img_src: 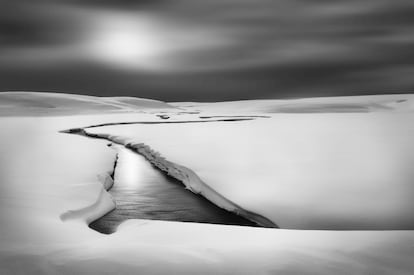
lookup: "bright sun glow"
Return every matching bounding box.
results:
[104,30,158,60]
[89,15,166,70]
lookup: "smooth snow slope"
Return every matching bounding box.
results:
[171,94,414,114]
[0,91,175,116]
[0,92,413,274]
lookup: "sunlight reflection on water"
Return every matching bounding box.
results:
[89,146,257,234]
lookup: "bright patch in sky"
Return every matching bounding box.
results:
[84,12,234,72]
[88,14,168,71]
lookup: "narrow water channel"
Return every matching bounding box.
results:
[89,146,258,234]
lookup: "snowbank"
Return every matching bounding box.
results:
[60,152,117,225]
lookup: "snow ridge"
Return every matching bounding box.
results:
[60,152,118,225]
[64,127,278,228]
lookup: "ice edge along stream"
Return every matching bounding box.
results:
[60,120,278,231]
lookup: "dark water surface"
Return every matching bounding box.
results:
[89,147,257,234]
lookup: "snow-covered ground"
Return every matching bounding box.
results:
[0,91,175,116]
[88,95,414,230]
[1,92,414,274]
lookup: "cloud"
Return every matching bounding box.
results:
[1,0,414,100]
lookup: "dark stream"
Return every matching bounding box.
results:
[89,147,257,234]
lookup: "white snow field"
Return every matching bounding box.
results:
[0,92,414,274]
[0,91,175,116]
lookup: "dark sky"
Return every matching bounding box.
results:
[1,0,414,101]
